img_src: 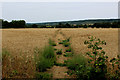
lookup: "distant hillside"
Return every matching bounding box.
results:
[27,19,120,26]
[1,18,120,28]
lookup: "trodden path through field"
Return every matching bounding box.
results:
[47,29,74,78]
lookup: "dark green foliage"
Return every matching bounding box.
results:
[43,46,55,59]
[109,55,120,79]
[34,45,56,72]
[52,43,56,46]
[9,70,19,77]
[35,72,52,79]
[54,62,66,66]
[56,49,62,55]
[63,42,70,47]
[65,54,88,79]
[65,48,72,52]
[2,20,10,28]
[65,36,120,80]
[83,36,120,79]
[2,20,26,28]
[65,54,87,70]
[64,52,73,57]
[2,19,120,28]
[54,48,57,51]
[34,39,56,78]
[59,37,70,45]
[37,57,53,72]
[56,23,73,28]
[49,39,56,46]
[61,38,71,47]
[84,36,108,80]
[93,22,119,28]
[59,42,63,44]
[32,24,38,28]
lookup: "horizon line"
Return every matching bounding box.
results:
[26,18,119,23]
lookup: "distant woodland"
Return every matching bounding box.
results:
[1,19,120,28]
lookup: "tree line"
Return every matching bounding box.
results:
[1,19,120,28]
[27,22,120,28]
[2,20,26,28]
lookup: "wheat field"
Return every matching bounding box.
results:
[2,28,118,78]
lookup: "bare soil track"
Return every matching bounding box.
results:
[47,29,73,78]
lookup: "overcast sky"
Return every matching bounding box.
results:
[2,2,118,23]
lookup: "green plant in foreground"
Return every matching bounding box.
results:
[59,42,63,44]
[62,38,70,43]
[64,52,73,57]
[84,36,108,79]
[63,42,70,47]
[54,48,57,51]
[109,55,120,79]
[66,47,72,52]
[65,54,88,79]
[43,46,55,59]
[2,49,10,59]
[49,39,56,46]
[59,37,70,45]
[56,49,62,55]
[2,49,11,67]
[65,36,110,80]
[34,45,56,72]
[9,70,18,77]
[54,62,66,66]
[35,72,52,79]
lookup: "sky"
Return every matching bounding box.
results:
[2,2,118,23]
[0,0,119,2]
